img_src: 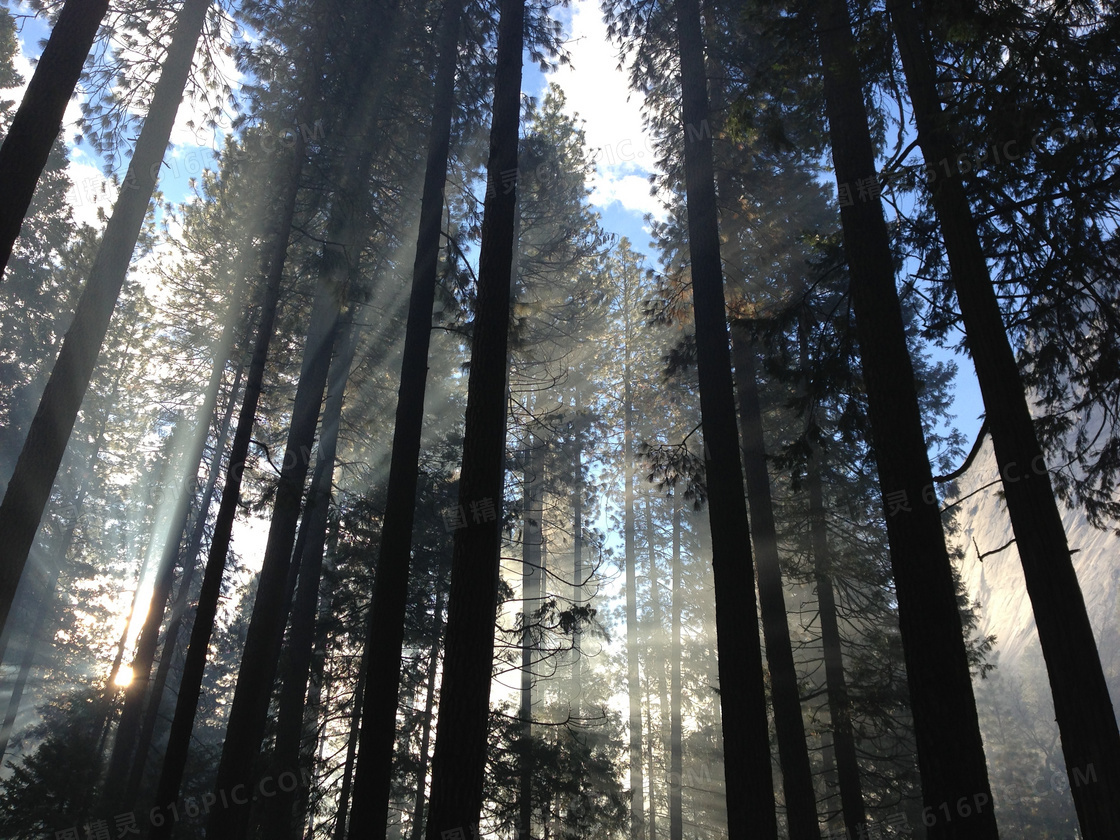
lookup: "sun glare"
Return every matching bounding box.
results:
[114,666,133,687]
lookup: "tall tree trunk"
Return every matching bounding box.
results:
[0,0,212,636]
[730,325,820,840]
[205,271,345,840]
[0,0,110,278]
[570,393,584,718]
[644,495,671,840]
[520,437,544,840]
[265,312,361,840]
[673,0,777,836]
[149,126,307,840]
[125,362,244,804]
[891,3,1120,835]
[409,585,446,840]
[420,0,523,835]
[334,609,373,840]
[808,450,867,840]
[799,316,867,840]
[668,500,683,840]
[624,346,645,840]
[0,317,127,758]
[205,0,411,821]
[813,0,999,835]
[346,1,464,831]
[103,279,247,812]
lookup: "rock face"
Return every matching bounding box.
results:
[946,438,1120,835]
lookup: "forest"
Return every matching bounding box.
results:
[0,0,1118,837]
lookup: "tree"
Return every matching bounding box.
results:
[810,0,999,833]
[420,0,524,835]
[0,0,213,636]
[0,0,110,278]
[672,0,778,836]
[890,2,1120,833]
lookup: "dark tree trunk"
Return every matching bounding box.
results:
[204,0,411,822]
[345,1,464,831]
[730,325,820,840]
[891,3,1120,835]
[205,270,345,840]
[264,312,362,840]
[420,0,524,834]
[148,129,306,840]
[813,0,999,835]
[124,362,244,804]
[102,281,246,812]
[334,610,373,840]
[409,585,446,840]
[668,500,683,840]
[799,316,867,840]
[673,0,777,836]
[808,450,867,840]
[0,0,212,636]
[0,0,110,278]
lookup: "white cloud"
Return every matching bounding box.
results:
[548,0,669,221]
[590,172,665,221]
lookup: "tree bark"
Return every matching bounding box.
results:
[0,0,110,278]
[813,0,999,835]
[0,0,212,636]
[730,325,820,840]
[891,3,1120,835]
[345,1,464,831]
[204,268,345,840]
[148,127,306,839]
[421,0,523,834]
[265,311,361,840]
[673,0,778,836]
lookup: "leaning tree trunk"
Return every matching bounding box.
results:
[0,0,110,278]
[205,0,408,827]
[0,0,212,636]
[419,0,524,835]
[730,324,820,840]
[813,0,999,835]
[124,362,244,804]
[102,276,247,813]
[673,0,777,837]
[891,3,1120,835]
[0,343,127,761]
[148,124,307,839]
[204,269,345,840]
[345,1,465,832]
[264,312,362,840]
